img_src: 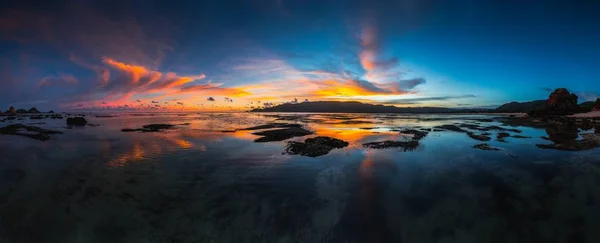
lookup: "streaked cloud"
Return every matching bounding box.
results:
[383,95,476,104]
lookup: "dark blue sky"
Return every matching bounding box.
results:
[1,0,599,111]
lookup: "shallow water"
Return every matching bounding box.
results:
[1,112,600,242]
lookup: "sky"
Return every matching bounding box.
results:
[1,0,599,112]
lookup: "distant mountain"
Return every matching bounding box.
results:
[250,101,480,113]
[494,100,546,113]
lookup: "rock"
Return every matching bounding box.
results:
[27,107,40,113]
[530,88,579,116]
[121,124,176,132]
[497,132,511,142]
[48,110,55,113]
[29,115,45,120]
[472,143,500,151]
[241,123,302,130]
[434,124,468,133]
[6,106,16,115]
[0,124,63,141]
[594,98,600,111]
[363,140,419,151]
[252,127,313,142]
[66,117,88,126]
[467,132,492,141]
[399,129,429,141]
[284,136,349,157]
[15,109,27,114]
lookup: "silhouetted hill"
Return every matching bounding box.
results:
[250,101,477,113]
[495,100,546,113]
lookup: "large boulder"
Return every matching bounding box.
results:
[66,117,87,126]
[529,88,579,116]
[6,106,16,115]
[594,98,600,111]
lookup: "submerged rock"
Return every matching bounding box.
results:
[434,124,467,133]
[497,132,511,142]
[0,124,63,141]
[252,127,313,142]
[472,143,500,151]
[121,124,176,132]
[363,140,419,151]
[241,123,302,130]
[285,136,349,157]
[66,117,87,126]
[399,129,429,141]
[467,132,492,141]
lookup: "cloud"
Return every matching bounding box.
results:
[576,91,599,102]
[539,87,555,93]
[37,74,78,88]
[207,97,215,101]
[383,95,476,104]
[398,78,426,90]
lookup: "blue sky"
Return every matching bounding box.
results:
[1,0,599,111]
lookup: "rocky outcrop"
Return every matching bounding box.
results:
[15,109,27,114]
[0,124,63,141]
[121,124,175,132]
[285,136,349,157]
[594,98,600,111]
[252,127,313,142]
[66,117,88,126]
[6,106,16,115]
[27,107,40,113]
[530,88,579,116]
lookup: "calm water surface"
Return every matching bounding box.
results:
[1,113,599,242]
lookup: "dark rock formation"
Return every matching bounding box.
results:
[27,107,40,113]
[241,123,302,130]
[594,98,600,111]
[252,127,313,142]
[497,132,511,142]
[530,88,579,116]
[6,106,16,115]
[472,143,500,151]
[363,140,419,151]
[399,129,429,141]
[285,136,349,157]
[48,110,55,113]
[434,125,467,133]
[121,124,175,132]
[15,109,27,114]
[0,124,63,141]
[467,132,492,141]
[66,117,88,126]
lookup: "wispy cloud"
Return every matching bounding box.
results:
[383,95,476,104]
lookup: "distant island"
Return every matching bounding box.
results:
[250,101,486,113]
[251,88,600,115]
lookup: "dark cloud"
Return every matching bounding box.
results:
[398,78,426,90]
[384,95,476,104]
